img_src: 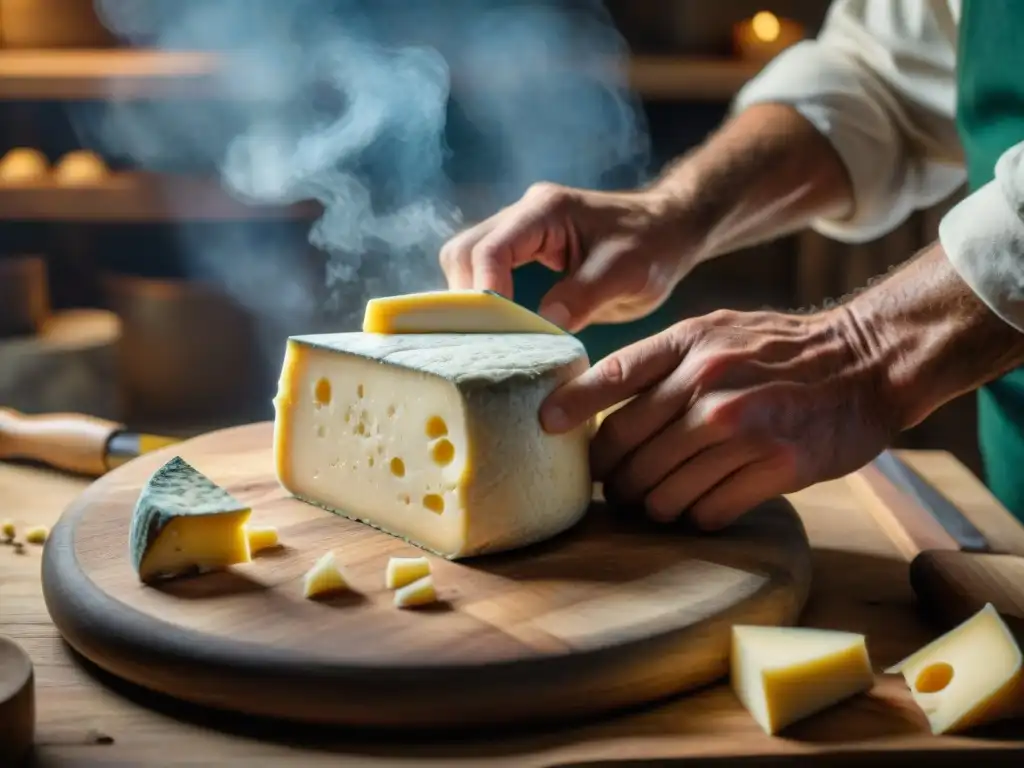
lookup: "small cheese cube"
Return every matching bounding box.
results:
[273,332,592,559]
[385,556,432,589]
[1,520,14,540]
[887,603,1024,734]
[246,525,280,554]
[24,526,48,545]
[731,625,875,735]
[362,289,565,335]
[394,575,437,609]
[302,551,348,599]
[129,456,252,582]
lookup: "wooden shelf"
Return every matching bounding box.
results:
[0,172,320,222]
[0,50,762,102]
[0,50,222,100]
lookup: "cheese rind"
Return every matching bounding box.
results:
[273,332,592,559]
[385,556,432,589]
[731,625,875,735]
[302,551,348,598]
[128,455,252,582]
[886,603,1024,734]
[394,575,437,608]
[362,290,566,335]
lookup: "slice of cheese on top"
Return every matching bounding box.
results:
[731,624,875,735]
[362,290,565,335]
[886,602,1024,734]
[129,455,252,583]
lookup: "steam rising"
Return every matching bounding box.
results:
[77,0,649,406]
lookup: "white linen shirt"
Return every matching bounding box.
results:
[733,0,1024,333]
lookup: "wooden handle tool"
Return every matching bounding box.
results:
[848,450,1024,631]
[0,407,179,477]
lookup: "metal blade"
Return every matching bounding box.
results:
[872,449,990,552]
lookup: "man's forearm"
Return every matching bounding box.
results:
[844,243,1024,431]
[649,103,854,261]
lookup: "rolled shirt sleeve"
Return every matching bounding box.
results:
[731,0,966,243]
[940,144,1024,333]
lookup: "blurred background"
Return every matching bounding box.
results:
[0,0,976,473]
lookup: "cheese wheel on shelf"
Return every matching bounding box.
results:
[273,331,592,559]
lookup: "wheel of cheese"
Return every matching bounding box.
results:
[0,635,34,765]
[52,150,109,186]
[0,148,48,183]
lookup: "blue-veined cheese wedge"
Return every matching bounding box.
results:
[129,455,252,582]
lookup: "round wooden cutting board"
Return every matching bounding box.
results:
[42,422,813,730]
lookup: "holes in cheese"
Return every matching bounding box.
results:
[302,551,348,599]
[314,377,331,406]
[129,456,252,583]
[430,439,455,466]
[362,289,566,335]
[425,415,447,439]
[394,575,437,608]
[385,556,432,589]
[273,332,592,559]
[422,494,445,514]
[730,625,875,735]
[886,603,1024,734]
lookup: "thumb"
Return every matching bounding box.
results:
[537,240,658,333]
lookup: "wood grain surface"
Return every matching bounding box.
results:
[6,448,1024,764]
[40,422,812,730]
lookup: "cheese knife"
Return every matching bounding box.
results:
[0,407,180,477]
[849,448,1024,631]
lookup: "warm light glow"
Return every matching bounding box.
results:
[751,11,781,42]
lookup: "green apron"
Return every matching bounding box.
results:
[958,0,1024,521]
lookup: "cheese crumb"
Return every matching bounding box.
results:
[385,556,431,589]
[1,520,15,540]
[394,575,437,609]
[246,525,280,554]
[24,525,48,545]
[302,551,348,599]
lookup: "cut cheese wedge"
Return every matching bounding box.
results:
[362,290,566,335]
[731,625,875,735]
[273,332,592,559]
[247,525,280,554]
[385,556,432,589]
[394,575,437,608]
[302,551,348,599]
[129,456,252,583]
[886,603,1024,734]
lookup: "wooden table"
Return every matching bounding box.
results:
[3,450,1024,766]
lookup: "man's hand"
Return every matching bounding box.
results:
[440,183,694,333]
[439,104,854,334]
[540,243,1024,531]
[539,307,895,530]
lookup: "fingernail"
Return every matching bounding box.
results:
[541,404,570,433]
[540,302,571,329]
